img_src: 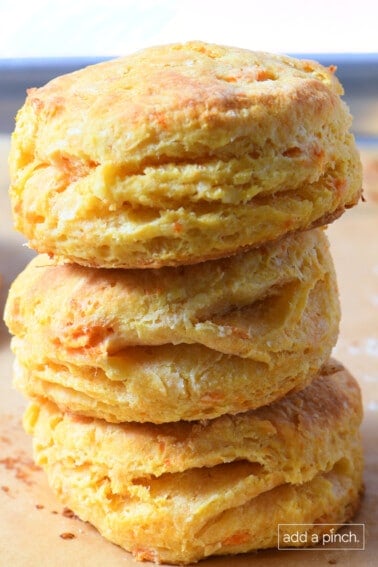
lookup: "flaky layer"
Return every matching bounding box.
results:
[9,42,362,267]
[6,230,340,421]
[4,229,338,357]
[24,363,363,564]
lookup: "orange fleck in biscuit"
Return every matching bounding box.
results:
[9,42,362,268]
[23,362,363,564]
[5,229,340,422]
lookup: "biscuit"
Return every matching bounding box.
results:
[9,41,362,268]
[24,361,363,564]
[6,229,340,422]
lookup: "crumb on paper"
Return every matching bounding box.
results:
[62,507,78,519]
[0,455,40,486]
[59,532,76,540]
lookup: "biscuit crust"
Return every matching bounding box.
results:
[6,229,340,421]
[24,361,363,564]
[9,42,362,267]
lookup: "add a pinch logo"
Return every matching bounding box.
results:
[278,524,365,551]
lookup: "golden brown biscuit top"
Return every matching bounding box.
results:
[10,41,347,171]
[4,229,335,360]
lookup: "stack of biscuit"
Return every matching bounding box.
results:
[4,42,363,564]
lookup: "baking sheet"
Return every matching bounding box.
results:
[0,139,377,566]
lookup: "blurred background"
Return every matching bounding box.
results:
[0,0,377,57]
